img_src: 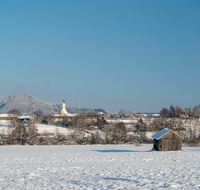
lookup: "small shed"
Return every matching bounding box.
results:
[152,128,184,151]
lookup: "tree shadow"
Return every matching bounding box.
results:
[103,177,132,182]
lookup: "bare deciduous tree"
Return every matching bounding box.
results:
[73,114,87,142]
[7,109,22,116]
[175,106,183,117]
[26,120,38,144]
[114,122,127,143]
[32,111,45,123]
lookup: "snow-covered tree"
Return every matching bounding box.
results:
[169,105,175,117]
[160,108,170,117]
[183,107,189,116]
[175,106,183,117]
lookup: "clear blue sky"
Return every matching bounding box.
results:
[1,0,200,113]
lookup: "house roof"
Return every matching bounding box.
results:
[152,128,184,140]
[97,111,104,115]
[85,110,98,116]
[85,110,94,114]
[0,114,15,118]
[50,113,77,117]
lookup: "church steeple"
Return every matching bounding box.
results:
[60,98,68,115]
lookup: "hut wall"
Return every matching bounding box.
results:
[153,139,160,151]
[159,131,182,151]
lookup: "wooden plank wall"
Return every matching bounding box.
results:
[159,131,182,151]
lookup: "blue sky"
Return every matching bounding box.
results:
[1,0,200,113]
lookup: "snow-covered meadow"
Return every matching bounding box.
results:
[0,144,200,189]
[0,122,71,135]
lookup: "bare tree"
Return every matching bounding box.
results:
[26,120,38,144]
[32,110,45,123]
[114,122,127,143]
[8,119,27,145]
[118,109,126,118]
[175,106,183,117]
[8,109,22,116]
[73,114,87,142]
[102,123,114,144]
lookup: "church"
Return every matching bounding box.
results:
[46,98,77,124]
[60,98,69,115]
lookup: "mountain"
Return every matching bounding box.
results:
[0,93,109,116]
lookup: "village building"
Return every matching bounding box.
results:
[30,113,37,120]
[46,114,75,124]
[105,118,137,124]
[152,128,184,151]
[85,110,99,123]
[0,114,16,122]
[0,114,29,122]
[18,116,30,122]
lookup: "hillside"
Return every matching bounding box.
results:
[0,93,109,115]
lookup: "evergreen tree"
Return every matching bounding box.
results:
[183,107,189,116]
[160,108,169,117]
[188,107,192,116]
[169,105,175,117]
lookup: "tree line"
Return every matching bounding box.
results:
[160,105,193,118]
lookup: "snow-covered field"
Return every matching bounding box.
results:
[0,144,200,189]
[0,122,71,135]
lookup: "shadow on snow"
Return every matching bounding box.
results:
[92,150,151,153]
[103,177,132,182]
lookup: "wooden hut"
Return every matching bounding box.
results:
[152,128,184,151]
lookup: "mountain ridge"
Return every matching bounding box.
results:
[0,93,109,116]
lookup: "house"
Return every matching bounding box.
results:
[0,114,16,122]
[105,118,138,124]
[46,114,76,124]
[0,114,29,122]
[30,113,37,120]
[18,116,30,122]
[85,110,99,123]
[152,128,184,151]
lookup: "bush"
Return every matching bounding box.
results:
[185,138,200,147]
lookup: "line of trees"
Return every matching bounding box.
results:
[160,105,192,118]
[3,107,200,146]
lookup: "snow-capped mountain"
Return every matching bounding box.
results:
[0,93,109,116]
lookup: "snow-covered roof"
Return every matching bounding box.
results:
[0,114,15,117]
[152,128,171,140]
[18,116,30,119]
[85,110,90,114]
[51,113,77,117]
[105,119,138,124]
[152,128,184,141]
[97,111,104,115]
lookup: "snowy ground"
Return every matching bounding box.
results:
[36,124,71,135]
[0,144,200,189]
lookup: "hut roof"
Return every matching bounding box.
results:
[152,128,184,140]
[152,128,170,140]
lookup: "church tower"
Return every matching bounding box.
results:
[60,98,68,115]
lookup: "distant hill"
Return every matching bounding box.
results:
[0,93,109,116]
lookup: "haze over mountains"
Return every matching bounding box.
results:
[0,93,109,116]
